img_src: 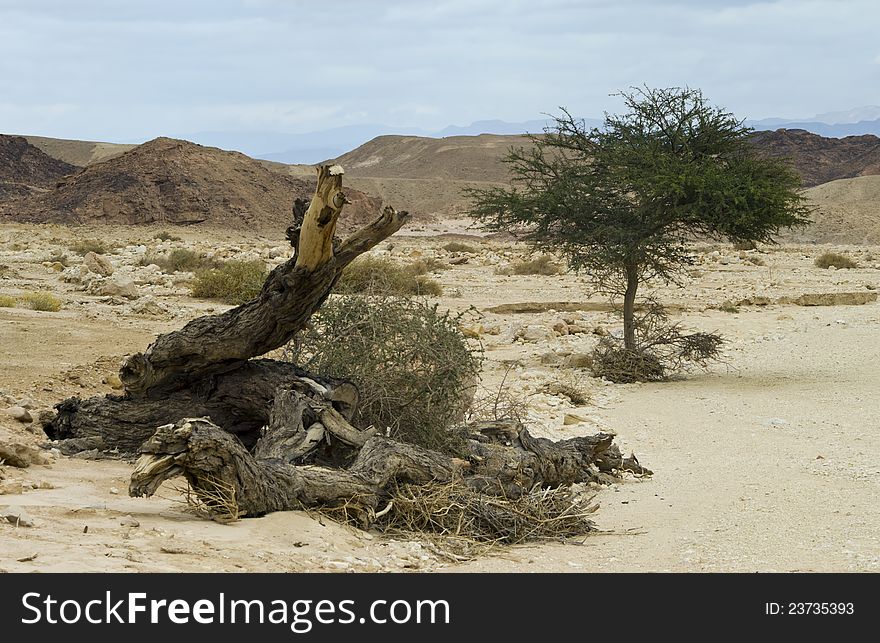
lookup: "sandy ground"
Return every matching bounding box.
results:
[1,222,878,572]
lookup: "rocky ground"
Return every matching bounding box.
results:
[1,221,878,572]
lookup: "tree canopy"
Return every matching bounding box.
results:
[468,86,812,366]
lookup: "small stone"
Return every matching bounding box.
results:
[103,373,123,390]
[563,353,594,368]
[519,325,554,342]
[448,256,469,265]
[567,324,589,334]
[120,515,140,528]
[83,252,115,277]
[3,406,32,423]
[592,326,609,337]
[15,397,36,410]
[93,279,138,299]
[0,480,24,495]
[1,507,35,527]
[552,321,569,335]
[109,487,120,495]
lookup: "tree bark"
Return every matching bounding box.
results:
[129,415,649,523]
[118,165,410,398]
[623,262,639,351]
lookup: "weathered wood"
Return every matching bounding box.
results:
[128,416,649,522]
[45,360,358,453]
[118,166,410,398]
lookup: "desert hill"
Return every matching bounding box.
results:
[791,175,880,244]
[1,137,381,230]
[22,135,136,168]
[749,129,880,187]
[0,135,77,199]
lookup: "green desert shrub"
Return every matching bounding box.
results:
[140,248,219,273]
[334,255,442,296]
[18,291,63,312]
[496,254,563,276]
[815,252,858,269]
[69,239,112,255]
[442,241,477,253]
[153,230,183,242]
[190,260,268,304]
[289,295,482,454]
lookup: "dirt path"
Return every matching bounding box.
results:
[451,304,880,572]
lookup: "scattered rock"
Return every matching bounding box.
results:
[0,441,48,467]
[120,515,140,528]
[563,353,594,369]
[0,480,24,495]
[129,296,168,317]
[15,396,36,409]
[1,506,35,527]
[519,325,555,342]
[83,251,114,276]
[3,406,32,423]
[552,321,569,335]
[448,256,469,265]
[109,487,119,495]
[92,278,138,299]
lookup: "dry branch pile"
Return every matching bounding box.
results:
[43,165,650,548]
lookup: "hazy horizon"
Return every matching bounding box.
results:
[2,0,879,145]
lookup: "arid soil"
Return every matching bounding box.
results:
[1,222,878,572]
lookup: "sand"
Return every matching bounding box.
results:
[1,222,878,572]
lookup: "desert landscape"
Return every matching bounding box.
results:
[1,122,879,572]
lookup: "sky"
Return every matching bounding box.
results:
[1,0,879,142]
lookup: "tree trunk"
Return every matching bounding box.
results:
[622,262,639,351]
[130,415,649,524]
[44,163,650,531]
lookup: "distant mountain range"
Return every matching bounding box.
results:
[180,108,880,165]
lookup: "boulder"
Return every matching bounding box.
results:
[83,252,114,276]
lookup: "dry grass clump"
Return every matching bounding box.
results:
[442,241,477,253]
[140,248,219,273]
[407,257,447,274]
[542,377,590,405]
[732,240,757,251]
[289,295,481,454]
[718,301,740,313]
[69,239,113,255]
[815,252,858,269]
[741,254,766,266]
[334,255,442,296]
[190,260,267,304]
[374,481,598,547]
[592,303,723,383]
[178,475,241,523]
[0,294,15,307]
[17,291,63,312]
[153,230,183,242]
[496,254,563,276]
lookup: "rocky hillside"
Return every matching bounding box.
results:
[23,135,135,167]
[2,137,381,230]
[302,133,532,219]
[749,129,880,187]
[0,135,77,200]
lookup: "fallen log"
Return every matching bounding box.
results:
[130,414,649,527]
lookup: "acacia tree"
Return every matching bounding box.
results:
[468,87,811,365]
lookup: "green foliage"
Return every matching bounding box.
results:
[18,291,63,312]
[815,252,858,269]
[289,296,482,454]
[442,241,477,253]
[190,260,268,304]
[153,230,183,242]
[334,255,442,296]
[468,86,809,379]
[141,248,220,273]
[69,239,112,255]
[468,87,811,287]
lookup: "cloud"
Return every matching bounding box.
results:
[0,0,878,139]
